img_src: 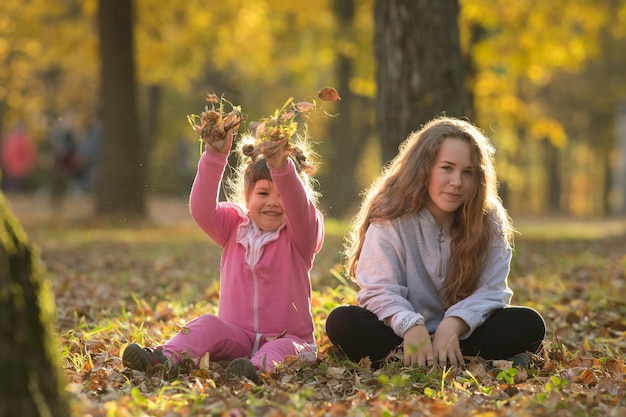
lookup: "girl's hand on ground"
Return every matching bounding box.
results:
[432,317,468,366]
[402,324,434,367]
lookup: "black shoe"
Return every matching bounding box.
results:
[226,358,260,383]
[485,352,534,371]
[123,343,168,371]
[509,352,533,368]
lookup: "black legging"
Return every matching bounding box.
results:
[325,305,546,366]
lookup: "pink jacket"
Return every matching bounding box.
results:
[189,150,324,345]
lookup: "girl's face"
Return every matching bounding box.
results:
[246,179,285,231]
[426,137,475,224]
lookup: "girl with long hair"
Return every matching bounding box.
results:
[326,116,545,368]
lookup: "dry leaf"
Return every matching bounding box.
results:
[326,366,346,378]
[318,87,341,101]
[199,352,210,371]
[205,93,219,104]
[573,368,598,386]
[491,360,513,370]
[295,101,315,111]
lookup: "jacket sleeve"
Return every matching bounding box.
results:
[355,221,424,336]
[269,159,324,259]
[444,230,513,339]
[189,149,243,247]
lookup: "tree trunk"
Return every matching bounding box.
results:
[375,0,467,163]
[322,0,373,218]
[463,23,486,124]
[610,100,626,215]
[0,193,69,417]
[95,0,146,219]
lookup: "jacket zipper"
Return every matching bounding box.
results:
[437,225,445,277]
[251,265,259,333]
[249,231,262,336]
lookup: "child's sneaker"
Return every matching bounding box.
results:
[225,358,260,383]
[122,343,168,371]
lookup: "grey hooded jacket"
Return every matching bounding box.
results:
[355,207,513,340]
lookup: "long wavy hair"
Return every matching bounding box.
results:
[345,116,513,308]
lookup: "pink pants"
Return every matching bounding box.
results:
[160,314,316,371]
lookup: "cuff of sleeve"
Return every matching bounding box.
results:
[202,148,228,164]
[268,158,295,175]
[389,311,425,338]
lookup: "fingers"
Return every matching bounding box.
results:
[402,325,433,367]
[403,347,435,367]
[433,346,465,366]
[454,349,465,365]
[431,319,465,367]
[404,349,465,368]
[411,353,464,367]
[402,324,466,368]
[421,353,436,367]
[404,342,434,367]
[404,344,464,368]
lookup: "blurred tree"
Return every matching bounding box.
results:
[540,31,626,216]
[461,0,626,215]
[322,0,376,217]
[3,0,625,217]
[0,192,69,416]
[95,0,146,218]
[0,1,100,132]
[0,1,34,135]
[375,0,468,163]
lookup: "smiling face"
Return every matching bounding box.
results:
[425,137,475,224]
[246,179,285,231]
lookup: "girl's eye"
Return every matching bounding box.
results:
[463,170,473,176]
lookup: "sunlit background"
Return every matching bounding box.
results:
[1,0,625,219]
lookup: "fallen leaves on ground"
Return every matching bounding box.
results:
[17,204,626,417]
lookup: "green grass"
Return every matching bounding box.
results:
[514,216,626,239]
[14,198,626,417]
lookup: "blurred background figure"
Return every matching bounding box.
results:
[47,116,79,208]
[75,117,102,193]
[0,123,38,193]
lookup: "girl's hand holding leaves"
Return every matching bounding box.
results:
[188,87,340,172]
[188,93,242,153]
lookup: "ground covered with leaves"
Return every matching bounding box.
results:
[10,194,626,416]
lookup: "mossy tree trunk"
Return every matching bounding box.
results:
[0,192,69,417]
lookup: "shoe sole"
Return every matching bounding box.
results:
[123,344,149,371]
[226,358,259,383]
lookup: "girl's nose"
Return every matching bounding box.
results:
[267,194,281,206]
[450,173,462,187]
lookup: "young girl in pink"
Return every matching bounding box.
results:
[123,129,324,382]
